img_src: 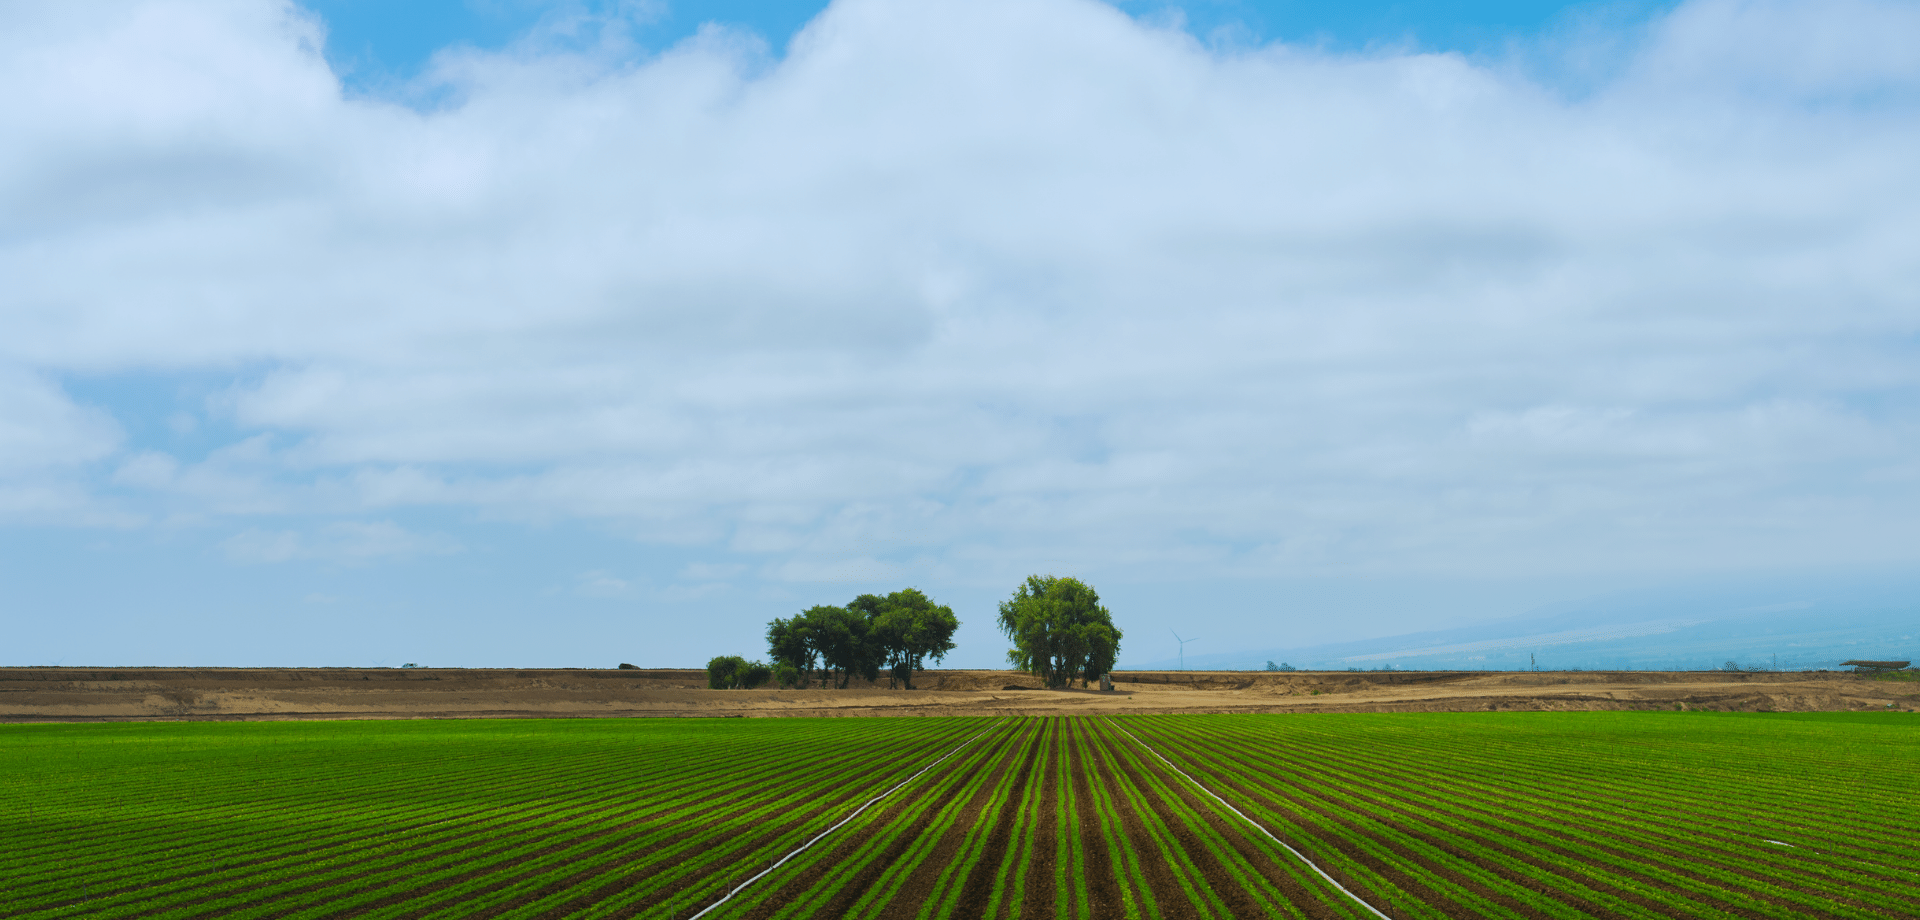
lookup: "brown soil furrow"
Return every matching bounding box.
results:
[716,724,1010,920]
[1061,720,1128,920]
[952,721,1045,920]
[1084,721,1207,920]
[1113,726,1383,920]
[1019,719,1063,920]
[861,720,1035,919]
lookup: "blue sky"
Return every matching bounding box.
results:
[305,1,1673,87]
[4,0,1918,670]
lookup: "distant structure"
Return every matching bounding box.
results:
[1841,660,1910,673]
[1170,630,1200,670]
[1099,673,1114,691]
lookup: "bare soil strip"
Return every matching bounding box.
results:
[7,667,1914,721]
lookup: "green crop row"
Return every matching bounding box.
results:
[696,717,1370,920]
[1122,713,1920,920]
[0,718,980,919]
[5,711,1912,919]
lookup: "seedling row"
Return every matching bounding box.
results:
[3,711,1912,919]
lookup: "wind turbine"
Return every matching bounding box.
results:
[1171,630,1200,671]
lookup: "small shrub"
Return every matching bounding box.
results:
[708,656,774,689]
[617,662,639,670]
[772,662,801,688]
[706,655,750,689]
[740,661,774,689]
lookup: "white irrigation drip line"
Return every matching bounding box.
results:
[1752,836,1917,878]
[685,723,995,920]
[1105,718,1394,920]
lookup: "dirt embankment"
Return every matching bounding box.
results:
[3,667,1915,722]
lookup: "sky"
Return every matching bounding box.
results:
[4,0,1919,670]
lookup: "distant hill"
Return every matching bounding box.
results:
[1120,578,1918,672]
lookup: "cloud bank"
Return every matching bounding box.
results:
[4,0,1919,591]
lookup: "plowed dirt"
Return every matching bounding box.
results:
[2,667,1912,722]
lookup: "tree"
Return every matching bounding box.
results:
[804,604,874,689]
[766,615,818,687]
[997,575,1122,689]
[772,661,802,688]
[706,655,746,689]
[741,660,773,688]
[706,655,772,689]
[770,590,962,690]
[869,588,960,690]
[842,595,892,686]
[769,604,860,688]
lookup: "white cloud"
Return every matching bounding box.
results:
[111,450,180,488]
[223,527,303,563]
[575,569,634,596]
[680,562,746,581]
[0,367,119,474]
[3,0,1920,582]
[0,366,123,522]
[222,520,461,563]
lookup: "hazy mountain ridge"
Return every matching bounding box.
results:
[1122,581,1919,672]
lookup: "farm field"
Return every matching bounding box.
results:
[9,667,1915,722]
[2,713,1916,919]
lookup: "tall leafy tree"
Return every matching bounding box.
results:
[803,604,873,689]
[770,590,961,690]
[843,594,892,685]
[997,575,1122,689]
[765,615,817,687]
[870,588,960,690]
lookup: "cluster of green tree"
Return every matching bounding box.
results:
[706,656,774,689]
[765,588,960,690]
[997,575,1121,689]
[1265,660,1296,672]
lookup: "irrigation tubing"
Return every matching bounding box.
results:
[685,722,996,920]
[1106,718,1395,920]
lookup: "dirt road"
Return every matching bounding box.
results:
[3,667,1913,722]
